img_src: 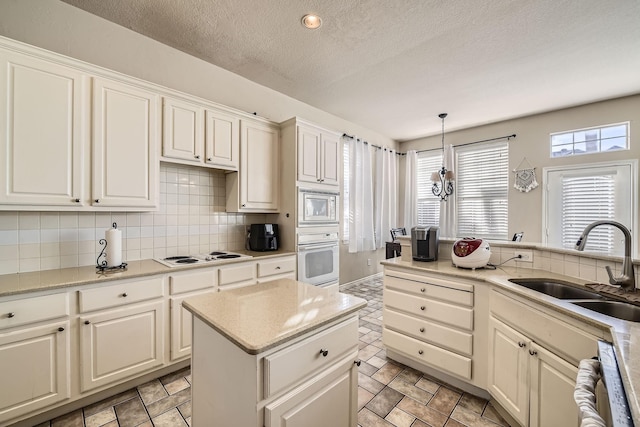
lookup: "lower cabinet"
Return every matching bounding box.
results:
[0,320,70,422]
[79,301,165,392]
[488,316,579,427]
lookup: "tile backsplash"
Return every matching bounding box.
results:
[0,163,266,274]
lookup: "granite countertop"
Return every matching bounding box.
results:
[182,278,367,354]
[382,258,640,425]
[0,250,296,297]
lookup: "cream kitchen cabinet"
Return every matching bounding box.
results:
[162,96,240,171]
[226,119,280,212]
[92,77,160,208]
[78,277,165,392]
[0,293,70,424]
[0,50,87,208]
[295,122,341,186]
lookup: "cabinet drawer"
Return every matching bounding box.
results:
[219,263,256,286]
[170,269,216,294]
[258,257,296,278]
[0,293,69,329]
[264,316,358,398]
[490,289,599,364]
[385,289,473,331]
[383,328,472,380]
[79,277,164,313]
[384,308,473,356]
[385,274,473,306]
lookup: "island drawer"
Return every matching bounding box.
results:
[0,292,69,329]
[257,256,296,278]
[385,273,473,306]
[79,277,164,313]
[383,328,472,380]
[384,308,473,356]
[169,269,216,295]
[385,289,473,331]
[264,316,358,398]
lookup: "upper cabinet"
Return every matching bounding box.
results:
[297,123,340,186]
[161,96,239,171]
[0,50,87,207]
[92,78,160,208]
[226,119,280,212]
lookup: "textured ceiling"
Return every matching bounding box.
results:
[61,0,640,141]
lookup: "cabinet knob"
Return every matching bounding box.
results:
[518,341,526,348]
[195,155,201,159]
[319,349,329,357]
[84,320,90,325]
[529,349,538,356]
[420,288,426,293]
[74,198,80,203]
[420,306,426,311]
[122,292,128,297]
[94,199,100,203]
[419,327,425,333]
[242,204,246,207]
[7,312,15,318]
[418,350,424,355]
[207,157,212,161]
[58,327,65,332]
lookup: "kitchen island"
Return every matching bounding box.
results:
[183,278,367,427]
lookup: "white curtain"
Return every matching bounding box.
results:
[348,138,376,253]
[374,148,398,247]
[439,144,456,237]
[403,150,418,231]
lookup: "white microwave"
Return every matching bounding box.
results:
[298,189,339,226]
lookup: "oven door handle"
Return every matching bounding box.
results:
[298,243,338,251]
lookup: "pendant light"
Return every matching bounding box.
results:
[431,113,455,201]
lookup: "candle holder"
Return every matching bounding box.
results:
[96,238,127,273]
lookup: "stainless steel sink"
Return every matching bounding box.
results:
[571,300,640,322]
[508,278,604,300]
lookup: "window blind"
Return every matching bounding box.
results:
[456,142,509,239]
[416,152,442,226]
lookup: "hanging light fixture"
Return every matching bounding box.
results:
[431,113,455,201]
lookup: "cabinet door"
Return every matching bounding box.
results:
[0,51,86,207]
[265,353,358,427]
[297,125,321,184]
[0,321,70,422]
[529,343,579,427]
[205,108,239,170]
[80,301,164,391]
[92,78,159,208]
[162,97,204,163]
[487,316,529,427]
[240,120,279,211]
[170,290,215,361]
[320,132,340,186]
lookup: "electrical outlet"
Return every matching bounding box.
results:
[367,258,372,266]
[514,250,533,263]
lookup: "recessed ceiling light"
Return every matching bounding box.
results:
[301,14,322,29]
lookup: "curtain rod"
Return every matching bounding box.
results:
[342,133,516,156]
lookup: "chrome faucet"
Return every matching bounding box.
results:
[575,220,636,292]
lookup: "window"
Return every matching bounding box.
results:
[550,122,629,158]
[416,151,442,226]
[456,142,509,239]
[343,141,349,241]
[544,160,636,256]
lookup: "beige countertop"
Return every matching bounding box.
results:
[182,278,367,354]
[0,250,296,297]
[381,258,640,425]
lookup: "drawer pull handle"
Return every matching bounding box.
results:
[418,350,424,355]
[276,266,281,270]
[122,292,128,297]
[58,327,65,332]
[419,327,425,333]
[354,360,361,367]
[529,349,538,356]
[84,320,90,325]
[420,288,425,292]
[420,306,426,311]
[518,341,526,348]
[7,312,15,318]
[319,349,329,357]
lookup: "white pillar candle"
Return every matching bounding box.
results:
[105,224,122,267]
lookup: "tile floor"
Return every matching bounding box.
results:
[37,274,510,427]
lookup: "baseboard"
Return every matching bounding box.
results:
[339,272,383,289]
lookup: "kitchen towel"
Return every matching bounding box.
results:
[105,223,122,267]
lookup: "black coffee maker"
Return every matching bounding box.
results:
[248,224,279,251]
